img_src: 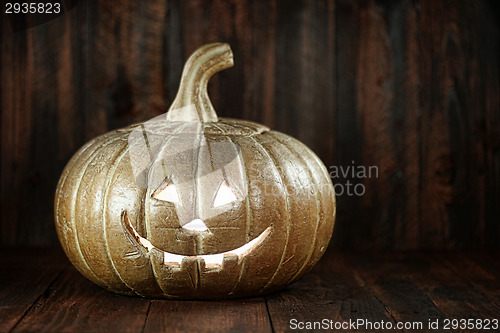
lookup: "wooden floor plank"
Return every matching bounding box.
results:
[419,252,500,318]
[0,248,68,332]
[343,252,444,332]
[466,252,500,304]
[265,252,398,332]
[347,251,500,331]
[3,249,500,332]
[464,252,500,277]
[438,252,500,307]
[143,298,272,333]
[12,266,151,333]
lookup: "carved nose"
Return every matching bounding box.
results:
[182,219,208,232]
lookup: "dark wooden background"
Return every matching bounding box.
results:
[1,0,499,250]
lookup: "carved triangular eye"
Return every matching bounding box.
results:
[152,182,179,203]
[213,182,237,207]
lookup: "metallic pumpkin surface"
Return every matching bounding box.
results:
[54,43,336,299]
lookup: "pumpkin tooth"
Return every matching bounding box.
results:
[221,253,238,269]
[126,209,272,270]
[200,253,224,268]
[162,227,271,269]
[163,252,183,266]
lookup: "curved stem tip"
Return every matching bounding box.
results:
[166,43,234,122]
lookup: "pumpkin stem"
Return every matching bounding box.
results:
[166,43,234,122]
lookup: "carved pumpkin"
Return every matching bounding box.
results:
[55,43,336,299]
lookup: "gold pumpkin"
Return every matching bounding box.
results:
[54,43,336,299]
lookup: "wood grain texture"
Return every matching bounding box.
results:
[266,253,396,332]
[1,0,499,249]
[2,248,500,332]
[346,251,500,324]
[143,299,272,333]
[0,248,68,332]
[12,268,151,333]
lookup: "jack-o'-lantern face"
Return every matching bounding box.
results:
[123,120,272,269]
[54,43,335,299]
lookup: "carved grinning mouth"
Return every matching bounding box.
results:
[122,212,271,269]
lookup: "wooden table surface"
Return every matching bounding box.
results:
[1,248,499,332]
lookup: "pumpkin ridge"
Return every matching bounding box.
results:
[74,136,132,291]
[101,136,148,296]
[144,121,192,239]
[250,136,292,292]
[207,134,251,297]
[282,135,336,261]
[55,135,106,246]
[193,127,204,255]
[144,122,192,296]
[63,133,126,289]
[135,167,165,296]
[256,133,316,292]
[55,137,99,277]
[269,132,322,283]
[56,133,117,205]
[286,135,335,193]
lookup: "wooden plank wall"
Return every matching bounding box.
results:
[1,0,499,249]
